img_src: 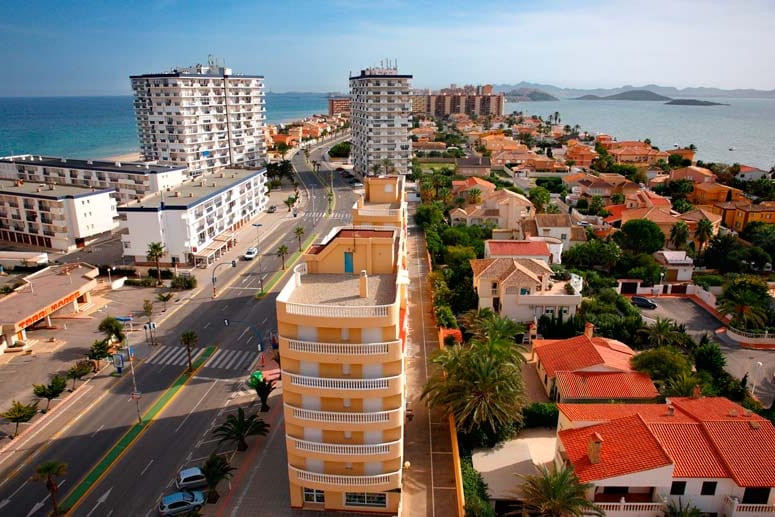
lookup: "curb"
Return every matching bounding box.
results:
[255,233,318,299]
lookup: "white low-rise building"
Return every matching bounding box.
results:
[119,168,267,266]
[0,155,188,205]
[0,179,118,252]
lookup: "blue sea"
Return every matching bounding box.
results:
[0,93,329,159]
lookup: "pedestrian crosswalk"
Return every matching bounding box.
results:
[144,346,257,371]
[306,210,351,221]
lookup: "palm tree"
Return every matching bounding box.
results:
[253,378,276,412]
[180,330,198,373]
[33,375,67,412]
[519,464,604,517]
[663,371,701,397]
[200,453,235,503]
[277,245,289,270]
[665,497,702,517]
[98,316,125,344]
[2,400,39,438]
[670,221,690,249]
[294,226,305,252]
[716,288,769,329]
[146,242,166,286]
[694,218,714,255]
[643,317,680,348]
[467,188,482,205]
[283,196,296,212]
[381,158,393,175]
[212,407,269,451]
[32,461,67,516]
[370,163,381,177]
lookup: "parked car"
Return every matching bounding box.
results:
[158,491,205,515]
[175,467,207,490]
[351,181,364,187]
[267,205,277,213]
[631,296,658,309]
[243,247,258,260]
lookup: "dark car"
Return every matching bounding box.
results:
[267,205,277,213]
[631,296,658,309]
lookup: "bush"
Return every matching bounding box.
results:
[125,277,157,287]
[461,457,495,517]
[328,141,351,158]
[434,305,457,328]
[170,275,197,290]
[147,268,174,280]
[522,402,559,428]
[692,273,724,290]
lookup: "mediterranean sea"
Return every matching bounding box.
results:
[0,93,329,159]
[507,98,775,170]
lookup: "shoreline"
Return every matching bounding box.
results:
[100,152,142,162]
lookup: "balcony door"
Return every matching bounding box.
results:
[344,251,354,273]
[743,487,770,504]
[304,427,322,443]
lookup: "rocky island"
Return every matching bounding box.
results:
[574,89,672,101]
[665,99,729,106]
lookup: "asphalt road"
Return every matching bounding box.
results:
[0,138,359,517]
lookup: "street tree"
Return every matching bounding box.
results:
[98,316,125,344]
[32,461,67,516]
[157,292,173,311]
[2,400,39,438]
[252,378,276,412]
[146,242,166,286]
[87,339,111,368]
[716,275,771,329]
[67,360,93,390]
[528,186,551,213]
[143,299,154,321]
[33,375,67,412]
[200,453,235,503]
[277,245,289,270]
[212,407,269,451]
[294,226,305,252]
[180,330,198,373]
[283,196,296,212]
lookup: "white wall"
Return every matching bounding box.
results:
[67,193,118,238]
[150,169,187,193]
[655,478,739,514]
[122,211,164,260]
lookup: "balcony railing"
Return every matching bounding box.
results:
[287,436,401,456]
[285,404,402,424]
[289,466,401,489]
[596,502,665,513]
[724,495,775,514]
[284,372,402,391]
[285,337,400,356]
[286,303,392,319]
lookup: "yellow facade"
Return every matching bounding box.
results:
[276,217,408,513]
[352,176,407,229]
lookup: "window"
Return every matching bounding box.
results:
[520,287,530,295]
[670,481,686,495]
[123,241,131,249]
[303,488,324,503]
[701,481,717,496]
[345,493,387,508]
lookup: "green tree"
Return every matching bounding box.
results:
[143,299,154,321]
[98,316,125,344]
[663,371,702,397]
[693,341,727,375]
[519,464,604,517]
[157,292,173,312]
[614,219,666,254]
[32,461,67,516]
[67,360,93,390]
[212,407,269,451]
[528,186,551,213]
[631,347,692,383]
[87,339,111,369]
[665,498,702,517]
[694,218,714,255]
[252,378,276,412]
[642,317,680,348]
[588,195,605,216]
[414,203,444,228]
[33,375,67,412]
[200,453,235,503]
[670,221,690,249]
[180,330,198,373]
[146,242,166,286]
[467,187,482,204]
[716,275,771,329]
[294,225,305,252]
[672,199,694,214]
[2,400,39,438]
[611,192,625,204]
[283,196,296,212]
[277,244,289,270]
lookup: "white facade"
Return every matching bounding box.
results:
[130,61,267,177]
[119,169,267,265]
[0,155,187,205]
[0,180,118,252]
[349,66,412,177]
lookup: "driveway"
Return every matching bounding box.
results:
[639,297,775,408]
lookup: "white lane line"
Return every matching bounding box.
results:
[206,349,224,368]
[90,424,105,438]
[222,351,243,370]
[238,328,249,340]
[140,459,154,476]
[151,347,178,364]
[203,322,211,329]
[174,380,219,433]
[144,346,166,363]
[221,304,229,311]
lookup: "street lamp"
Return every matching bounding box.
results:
[211,260,237,298]
[252,223,264,293]
[751,361,764,397]
[107,266,116,285]
[223,318,265,352]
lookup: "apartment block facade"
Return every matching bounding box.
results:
[349,66,413,177]
[0,155,187,205]
[0,179,118,252]
[130,61,266,177]
[328,96,351,117]
[351,176,407,228]
[276,221,409,512]
[119,168,267,266]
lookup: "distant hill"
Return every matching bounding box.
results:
[665,99,729,106]
[574,90,672,101]
[492,82,775,99]
[505,88,558,102]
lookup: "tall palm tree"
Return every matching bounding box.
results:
[294,226,305,252]
[370,163,381,177]
[670,221,690,249]
[32,461,67,516]
[180,330,198,373]
[716,288,769,329]
[277,245,289,270]
[694,218,714,255]
[381,158,393,175]
[146,242,166,286]
[212,407,269,451]
[253,378,276,412]
[519,464,604,517]
[200,453,235,503]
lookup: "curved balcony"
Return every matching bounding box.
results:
[289,466,402,492]
[283,372,403,397]
[286,436,402,462]
[284,404,403,429]
[282,337,402,363]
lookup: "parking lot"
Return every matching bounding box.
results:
[639,296,724,338]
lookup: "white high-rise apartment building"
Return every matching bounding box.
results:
[349,65,412,178]
[130,58,267,177]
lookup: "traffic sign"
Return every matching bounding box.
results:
[130,391,142,400]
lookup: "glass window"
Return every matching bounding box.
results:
[701,481,717,496]
[670,481,686,495]
[345,492,387,508]
[303,488,324,503]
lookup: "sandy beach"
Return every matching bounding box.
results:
[101,152,142,162]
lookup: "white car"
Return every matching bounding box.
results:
[243,247,258,260]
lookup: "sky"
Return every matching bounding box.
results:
[1,0,774,96]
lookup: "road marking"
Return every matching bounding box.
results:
[140,459,154,476]
[0,479,28,509]
[238,328,249,340]
[90,424,105,438]
[221,304,229,311]
[175,380,219,433]
[261,317,268,324]
[203,322,211,329]
[85,486,112,517]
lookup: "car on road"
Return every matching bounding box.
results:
[351,181,364,187]
[158,491,205,515]
[175,467,207,490]
[243,247,258,260]
[267,205,277,213]
[631,296,658,309]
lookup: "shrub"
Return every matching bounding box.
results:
[170,275,197,290]
[692,273,724,290]
[147,268,174,280]
[125,277,157,287]
[434,305,457,328]
[461,457,495,517]
[522,402,559,428]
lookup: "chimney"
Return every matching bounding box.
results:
[667,405,674,416]
[359,270,368,298]
[587,433,603,465]
[691,385,702,399]
[584,322,594,338]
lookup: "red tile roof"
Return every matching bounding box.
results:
[558,403,697,424]
[670,396,767,422]
[649,423,728,478]
[703,420,775,487]
[555,371,658,401]
[533,335,635,376]
[486,240,550,258]
[558,414,673,482]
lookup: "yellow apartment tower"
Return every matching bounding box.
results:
[277,176,408,513]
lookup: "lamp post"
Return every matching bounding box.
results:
[751,361,764,397]
[223,318,265,353]
[252,223,264,293]
[107,266,116,284]
[211,260,237,298]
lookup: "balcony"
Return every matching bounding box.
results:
[724,495,775,515]
[288,466,401,492]
[283,337,402,363]
[283,372,403,397]
[595,502,665,516]
[286,436,402,461]
[284,404,403,429]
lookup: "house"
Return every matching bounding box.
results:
[532,324,640,400]
[564,141,598,168]
[690,182,746,205]
[491,149,535,169]
[479,134,526,154]
[678,207,722,244]
[620,207,680,238]
[412,140,447,152]
[731,201,775,232]
[625,189,672,210]
[469,257,582,323]
[484,239,552,263]
[455,156,491,177]
[708,200,750,228]
[668,147,696,163]
[654,250,694,282]
[608,143,669,167]
[449,188,533,229]
[554,371,659,403]
[451,177,497,199]
[736,164,770,182]
[532,214,586,248]
[670,165,716,184]
[555,396,775,515]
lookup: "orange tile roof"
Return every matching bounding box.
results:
[559,414,673,482]
[703,420,775,486]
[649,423,728,478]
[533,335,635,376]
[486,240,550,257]
[669,397,767,422]
[535,213,572,227]
[555,371,658,401]
[558,403,697,424]
[604,204,626,223]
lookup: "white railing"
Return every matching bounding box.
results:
[284,372,402,391]
[285,337,399,356]
[724,495,775,514]
[596,502,665,512]
[288,436,401,456]
[356,207,402,217]
[285,404,401,424]
[289,466,401,488]
[285,303,393,319]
